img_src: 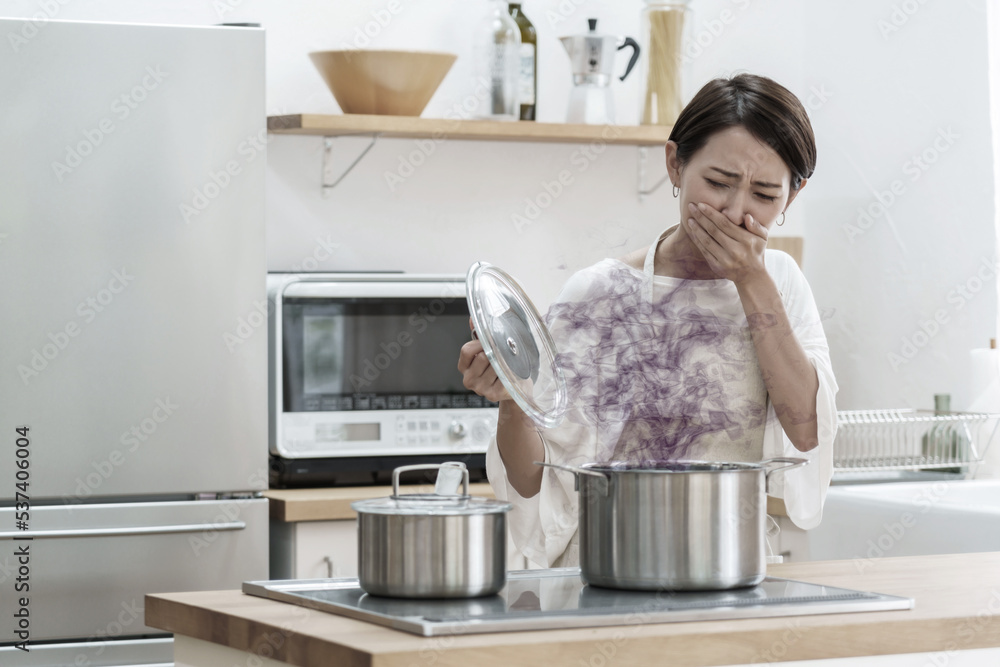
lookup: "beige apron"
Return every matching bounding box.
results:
[596,228,768,463]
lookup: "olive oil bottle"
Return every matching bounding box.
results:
[508,3,537,120]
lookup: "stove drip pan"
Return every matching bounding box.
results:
[243,567,912,637]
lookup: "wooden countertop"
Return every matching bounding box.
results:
[263,484,497,522]
[146,552,1000,666]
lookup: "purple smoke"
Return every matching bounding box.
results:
[545,264,766,463]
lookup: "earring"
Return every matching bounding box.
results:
[777,212,786,226]
[672,185,679,198]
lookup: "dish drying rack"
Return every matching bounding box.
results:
[833,409,999,472]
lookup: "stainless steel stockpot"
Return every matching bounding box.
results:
[539,457,807,591]
[351,463,513,599]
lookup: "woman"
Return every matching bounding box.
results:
[458,73,838,568]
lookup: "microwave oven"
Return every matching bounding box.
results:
[267,272,497,487]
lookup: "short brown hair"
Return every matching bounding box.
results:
[667,74,817,191]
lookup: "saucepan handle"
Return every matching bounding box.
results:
[761,457,809,483]
[534,461,609,496]
[392,462,469,497]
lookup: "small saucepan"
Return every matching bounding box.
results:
[352,462,513,598]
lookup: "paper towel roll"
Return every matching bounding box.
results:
[968,347,1000,479]
[968,348,1000,412]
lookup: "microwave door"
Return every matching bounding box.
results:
[272,281,498,460]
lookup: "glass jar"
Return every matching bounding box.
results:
[473,0,521,121]
[638,0,691,126]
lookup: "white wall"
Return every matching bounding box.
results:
[800,0,996,411]
[259,0,681,315]
[7,0,997,412]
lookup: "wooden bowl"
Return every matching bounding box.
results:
[309,50,457,116]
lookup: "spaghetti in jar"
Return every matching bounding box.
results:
[639,1,691,125]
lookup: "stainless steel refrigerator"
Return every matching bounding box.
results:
[0,19,268,666]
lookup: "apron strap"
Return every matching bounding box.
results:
[643,228,673,304]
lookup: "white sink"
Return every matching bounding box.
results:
[800,480,1000,565]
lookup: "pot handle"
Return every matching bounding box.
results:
[392,462,469,497]
[534,461,609,496]
[761,457,809,483]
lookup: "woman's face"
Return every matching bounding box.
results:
[666,125,803,230]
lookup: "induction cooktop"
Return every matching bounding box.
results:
[243,568,913,637]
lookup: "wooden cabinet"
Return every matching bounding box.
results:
[764,496,809,563]
[772,515,812,562]
[270,518,359,579]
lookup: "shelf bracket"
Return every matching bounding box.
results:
[637,146,670,202]
[322,135,378,196]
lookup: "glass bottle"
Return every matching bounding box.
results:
[508,3,537,121]
[921,394,969,466]
[639,0,691,126]
[939,394,971,467]
[473,1,521,120]
[935,393,952,463]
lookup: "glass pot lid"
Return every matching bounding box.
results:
[351,495,512,516]
[351,462,514,516]
[466,262,568,429]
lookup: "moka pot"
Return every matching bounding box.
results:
[560,18,640,125]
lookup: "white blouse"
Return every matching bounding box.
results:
[486,236,839,568]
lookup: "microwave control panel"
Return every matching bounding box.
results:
[275,408,498,459]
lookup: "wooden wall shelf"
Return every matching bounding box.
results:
[267,114,672,146]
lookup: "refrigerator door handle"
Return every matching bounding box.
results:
[0,520,246,539]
